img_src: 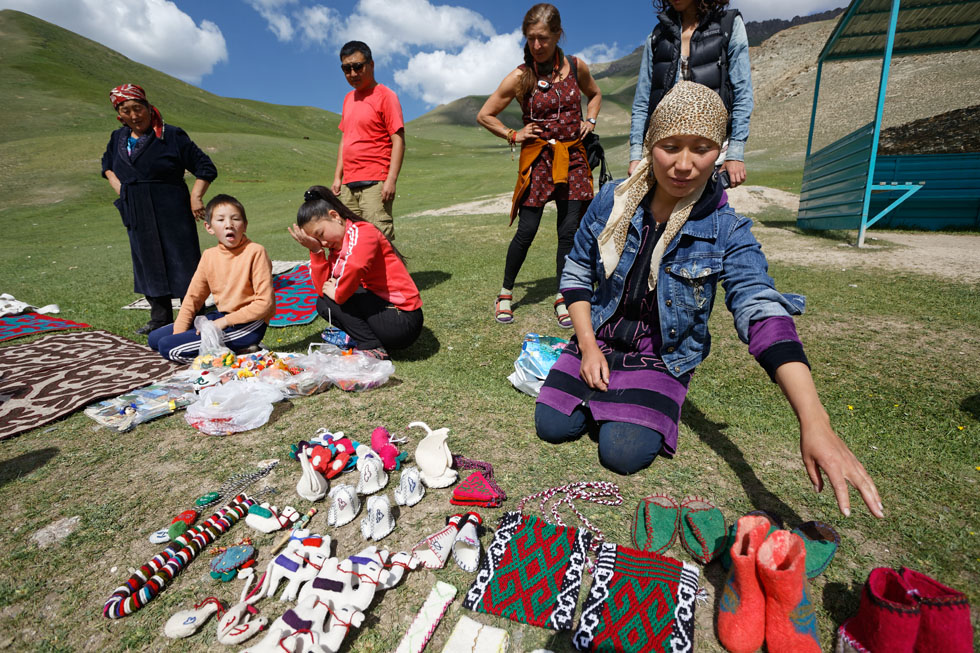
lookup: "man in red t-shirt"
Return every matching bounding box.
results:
[331,41,406,240]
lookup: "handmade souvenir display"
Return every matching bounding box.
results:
[326,484,361,527]
[573,543,701,652]
[463,511,591,630]
[245,503,300,534]
[103,495,253,618]
[394,466,425,507]
[164,597,225,639]
[210,542,256,581]
[440,615,510,653]
[410,421,457,488]
[412,515,463,570]
[192,351,236,370]
[297,546,389,611]
[452,512,483,573]
[356,455,389,495]
[360,494,395,541]
[451,455,507,507]
[836,567,973,653]
[242,595,364,653]
[371,426,408,470]
[263,534,333,602]
[296,448,329,502]
[84,379,197,432]
[394,581,457,653]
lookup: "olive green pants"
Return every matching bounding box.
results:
[338,183,394,240]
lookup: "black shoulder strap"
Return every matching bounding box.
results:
[568,54,578,87]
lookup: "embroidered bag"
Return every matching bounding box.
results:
[573,542,701,652]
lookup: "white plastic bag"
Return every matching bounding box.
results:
[306,343,394,392]
[194,315,232,357]
[184,379,284,435]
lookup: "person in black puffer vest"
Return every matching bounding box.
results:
[628,0,754,188]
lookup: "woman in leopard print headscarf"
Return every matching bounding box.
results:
[535,82,884,521]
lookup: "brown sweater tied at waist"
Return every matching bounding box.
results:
[509,137,592,224]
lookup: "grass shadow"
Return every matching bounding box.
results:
[821,579,863,627]
[960,393,980,420]
[0,447,58,490]
[682,400,803,526]
[411,269,451,292]
[397,326,440,362]
[276,329,324,353]
[514,275,559,310]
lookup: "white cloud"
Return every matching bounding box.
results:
[395,30,522,106]
[574,43,623,66]
[246,0,297,42]
[731,0,844,22]
[0,0,227,83]
[296,5,339,45]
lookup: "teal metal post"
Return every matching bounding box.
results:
[858,0,901,248]
[805,60,824,158]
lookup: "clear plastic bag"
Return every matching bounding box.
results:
[195,315,232,357]
[184,379,284,435]
[508,333,568,397]
[307,343,394,392]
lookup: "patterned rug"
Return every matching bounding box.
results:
[0,330,178,440]
[271,264,318,327]
[0,313,90,343]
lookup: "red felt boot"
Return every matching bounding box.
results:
[836,567,919,653]
[756,530,820,653]
[717,515,770,653]
[901,567,973,653]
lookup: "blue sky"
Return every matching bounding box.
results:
[2,0,844,120]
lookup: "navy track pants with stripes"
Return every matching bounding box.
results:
[147,312,266,363]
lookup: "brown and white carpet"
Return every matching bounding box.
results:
[0,330,178,440]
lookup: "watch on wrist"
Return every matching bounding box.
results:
[586,118,597,125]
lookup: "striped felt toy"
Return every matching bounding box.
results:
[103,495,253,618]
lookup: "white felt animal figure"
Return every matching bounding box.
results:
[241,595,364,653]
[296,448,328,502]
[409,421,457,488]
[378,550,419,590]
[263,535,333,602]
[216,570,267,645]
[297,546,389,612]
[164,598,224,638]
[245,503,301,533]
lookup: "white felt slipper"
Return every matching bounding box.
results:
[394,466,426,506]
[356,456,388,495]
[411,515,463,569]
[452,512,483,573]
[327,484,361,527]
[360,494,395,541]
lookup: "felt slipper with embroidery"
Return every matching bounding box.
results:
[792,521,840,579]
[394,466,426,507]
[679,496,727,564]
[412,514,463,569]
[631,494,680,554]
[360,494,395,542]
[721,509,783,571]
[452,512,483,573]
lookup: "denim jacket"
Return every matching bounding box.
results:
[629,13,753,162]
[560,181,804,378]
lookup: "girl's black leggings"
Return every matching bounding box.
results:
[316,288,423,351]
[502,200,587,291]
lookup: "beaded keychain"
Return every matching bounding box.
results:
[104,494,254,618]
[519,481,623,552]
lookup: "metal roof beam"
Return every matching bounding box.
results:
[825,42,980,60]
[837,20,980,39]
[853,0,980,16]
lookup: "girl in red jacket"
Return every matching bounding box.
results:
[288,185,423,360]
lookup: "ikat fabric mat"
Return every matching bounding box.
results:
[0,313,90,343]
[271,264,318,327]
[0,330,178,440]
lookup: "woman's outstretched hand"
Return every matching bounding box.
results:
[800,418,884,519]
[288,223,322,254]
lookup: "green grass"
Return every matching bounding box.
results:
[2,9,980,653]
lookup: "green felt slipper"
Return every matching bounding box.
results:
[721,509,783,571]
[631,494,679,554]
[792,520,840,578]
[679,496,727,564]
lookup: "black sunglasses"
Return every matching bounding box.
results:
[341,61,368,74]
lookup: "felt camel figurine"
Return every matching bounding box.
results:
[263,535,333,602]
[216,570,267,645]
[241,594,365,653]
[408,421,457,488]
[379,551,419,590]
[296,448,328,502]
[297,546,390,612]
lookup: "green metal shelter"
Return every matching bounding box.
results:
[798,0,980,245]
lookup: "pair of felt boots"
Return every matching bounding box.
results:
[717,515,821,653]
[836,566,973,653]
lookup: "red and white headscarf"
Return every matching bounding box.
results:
[109,83,165,139]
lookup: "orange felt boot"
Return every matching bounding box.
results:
[756,530,821,653]
[717,515,770,653]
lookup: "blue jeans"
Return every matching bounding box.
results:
[147,312,266,363]
[534,403,664,475]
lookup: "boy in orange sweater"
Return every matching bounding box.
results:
[148,194,275,363]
